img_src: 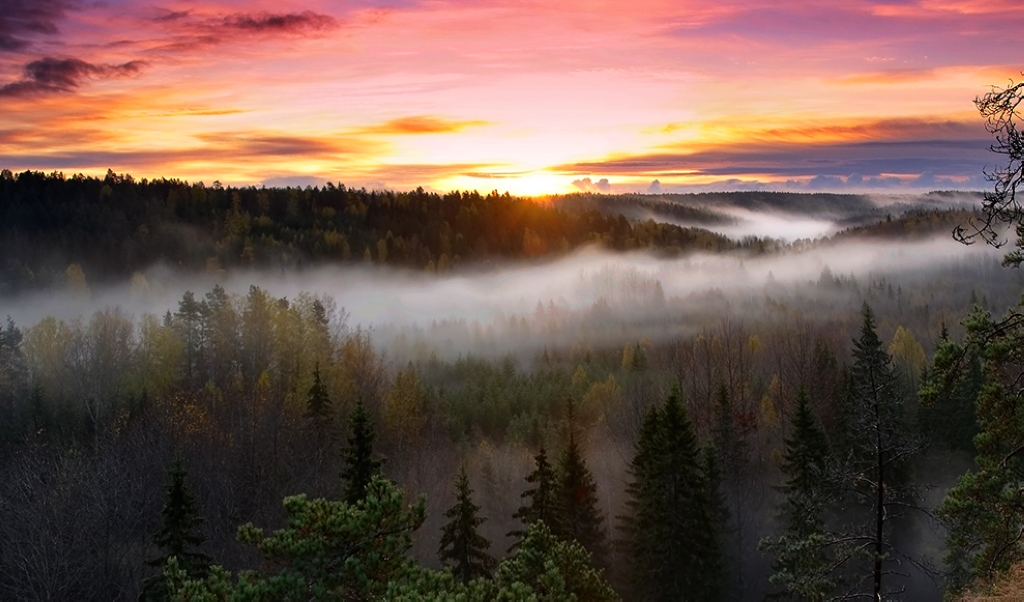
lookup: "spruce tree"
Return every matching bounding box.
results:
[508,446,560,550]
[623,387,724,601]
[702,445,729,591]
[556,429,608,569]
[340,397,383,505]
[438,465,496,584]
[306,363,332,430]
[305,363,334,454]
[711,382,748,594]
[919,327,981,453]
[760,385,837,601]
[140,458,210,601]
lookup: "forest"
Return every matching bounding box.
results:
[3,107,1024,601]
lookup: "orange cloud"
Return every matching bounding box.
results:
[358,116,489,135]
[834,69,938,86]
[873,0,1020,17]
[733,117,986,145]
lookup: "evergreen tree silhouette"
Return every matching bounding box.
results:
[340,397,383,505]
[438,465,496,584]
[140,457,210,601]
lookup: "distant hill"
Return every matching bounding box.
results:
[0,170,740,294]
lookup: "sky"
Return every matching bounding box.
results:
[0,0,1021,195]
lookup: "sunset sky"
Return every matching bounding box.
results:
[1,0,1021,195]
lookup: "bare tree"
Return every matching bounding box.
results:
[955,77,1024,265]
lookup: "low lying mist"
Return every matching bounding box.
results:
[0,230,1007,364]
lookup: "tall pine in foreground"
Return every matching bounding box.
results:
[140,458,210,601]
[760,385,837,601]
[438,465,496,584]
[622,387,724,601]
[835,304,922,600]
[340,397,383,505]
[508,446,560,551]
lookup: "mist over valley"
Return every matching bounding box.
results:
[0,173,1019,601]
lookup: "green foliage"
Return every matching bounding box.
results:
[167,476,425,601]
[760,386,837,601]
[622,387,725,601]
[386,521,617,602]
[439,465,496,584]
[340,397,383,505]
[778,387,832,536]
[937,306,1024,595]
[493,521,617,602]
[164,479,616,602]
[141,458,210,601]
[919,327,981,452]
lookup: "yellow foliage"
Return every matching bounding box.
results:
[760,374,783,429]
[747,334,762,355]
[760,394,780,430]
[888,325,927,385]
[571,365,589,393]
[583,375,622,427]
[621,344,635,371]
[384,364,427,447]
[66,263,90,299]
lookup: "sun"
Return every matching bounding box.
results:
[438,170,577,197]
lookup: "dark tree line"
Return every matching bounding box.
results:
[0,169,744,294]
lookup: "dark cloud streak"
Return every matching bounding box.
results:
[151,9,191,24]
[218,11,337,33]
[147,9,339,52]
[0,0,79,52]
[0,56,146,98]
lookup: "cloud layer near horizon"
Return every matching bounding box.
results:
[0,0,1021,194]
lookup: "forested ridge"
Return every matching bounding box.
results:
[0,169,977,296]
[1,167,1023,600]
[0,170,744,294]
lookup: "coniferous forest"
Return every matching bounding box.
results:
[3,85,1024,600]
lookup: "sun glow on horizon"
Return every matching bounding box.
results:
[0,0,1019,194]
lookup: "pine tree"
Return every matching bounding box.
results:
[556,429,608,569]
[935,305,1024,594]
[623,387,724,601]
[438,465,496,584]
[508,446,560,550]
[496,521,618,602]
[168,477,425,601]
[760,385,837,601]
[340,397,383,505]
[140,458,210,601]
